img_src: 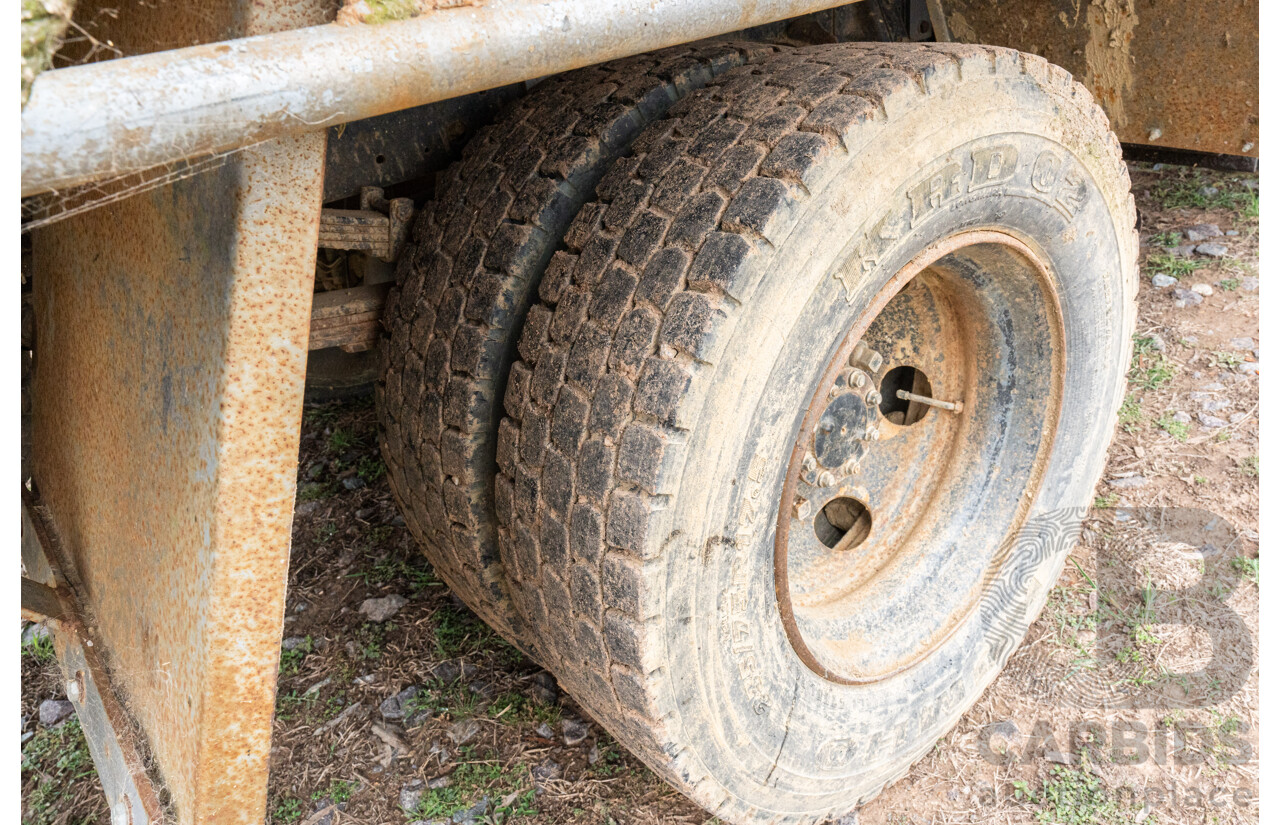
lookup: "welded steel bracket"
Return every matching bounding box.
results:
[318,186,414,262]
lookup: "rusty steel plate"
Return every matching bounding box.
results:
[29,1,330,822]
[938,0,1258,157]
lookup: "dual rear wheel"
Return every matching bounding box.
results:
[380,40,1136,824]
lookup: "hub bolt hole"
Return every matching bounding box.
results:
[879,366,932,425]
[814,496,872,550]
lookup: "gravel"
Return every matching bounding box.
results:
[562,717,591,746]
[38,699,74,728]
[1107,475,1148,489]
[1231,337,1256,350]
[1184,224,1222,242]
[447,718,481,747]
[1190,283,1214,297]
[1195,242,1229,258]
[359,594,408,622]
[1197,412,1228,428]
[1172,289,1203,307]
[1151,273,1178,288]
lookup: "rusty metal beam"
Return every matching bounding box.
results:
[20,0,854,196]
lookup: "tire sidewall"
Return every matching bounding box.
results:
[657,72,1133,814]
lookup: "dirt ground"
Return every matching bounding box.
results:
[21,161,1259,825]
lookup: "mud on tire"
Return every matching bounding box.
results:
[378,41,782,647]
[495,42,1137,823]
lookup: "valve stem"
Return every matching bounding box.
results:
[896,389,964,413]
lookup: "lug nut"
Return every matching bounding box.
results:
[840,458,860,475]
[865,390,882,406]
[865,426,880,442]
[817,470,836,487]
[851,371,867,388]
[793,497,812,520]
[802,453,817,472]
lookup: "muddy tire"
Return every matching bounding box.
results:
[378,41,782,645]
[496,42,1136,823]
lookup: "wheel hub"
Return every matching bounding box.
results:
[775,232,1065,684]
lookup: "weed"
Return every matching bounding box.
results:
[272,797,304,824]
[1148,231,1181,247]
[279,636,314,676]
[1093,492,1118,509]
[275,689,318,722]
[1156,413,1188,442]
[1143,252,1207,280]
[299,481,335,501]
[22,629,54,663]
[1129,337,1176,390]
[327,428,357,453]
[487,691,563,726]
[1152,173,1257,214]
[21,719,99,825]
[1231,556,1258,585]
[588,735,627,778]
[1240,454,1259,477]
[1118,393,1142,433]
[1215,430,1232,443]
[1016,759,1142,824]
[312,779,358,804]
[348,551,440,591]
[303,404,340,426]
[409,751,531,820]
[354,622,386,660]
[1213,351,1243,370]
[1194,475,1208,485]
[357,455,386,483]
[431,602,520,661]
[1219,277,1241,291]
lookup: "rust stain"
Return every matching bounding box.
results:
[1083,0,1138,128]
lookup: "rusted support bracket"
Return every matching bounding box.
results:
[318,186,414,262]
[309,282,390,353]
[23,490,166,825]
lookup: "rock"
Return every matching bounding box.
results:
[1230,412,1248,424]
[531,671,559,706]
[22,622,49,646]
[1241,276,1259,292]
[354,673,377,685]
[391,514,407,527]
[360,594,407,622]
[400,779,426,813]
[1226,229,1240,237]
[1173,411,1192,425]
[380,686,422,721]
[306,461,325,479]
[1150,273,1178,288]
[295,500,320,517]
[342,476,367,491]
[452,796,491,825]
[1238,361,1259,377]
[1243,179,1259,191]
[1231,337,1256,350]
[429,661,461,684]
[1172,288,1203,307]
[535,722,554,739]
[1107,475,1148,489]
[447,718,481,747]
[531,759,562,782]
[587,742,601,765]
[427,775,453,790]
[1147,333,1167,352]
[293,600,310,614]
[1201,382,1226,392]
[460,662,480,681]
[1197,412,1228,428]
[1195,242,1228,258]
[299,482,327,499]
[38,699,74,728]
[1201,399,1231,413]
[1199,185,1219,198]
[1191,283,1214,297]
[1182,335,1199,347]
[1184,224,1221,242]
[1045,750,1074,765]
[282,635,309,651]
[1170,244,1197,258]
[467,680,495,699]
[562,717,591,746]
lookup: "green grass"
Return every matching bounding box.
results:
[1213,351,1244,370]
[298,481,336,501]
[1093,493,1118,509]
[1156,413,1188,442]
[312,779,358,804]
[1129,336,1176,390]
[431,603,521,662]
[1117,393,1142,433]
[1015,760,1143,825]
[1143,251,1208,280]
[1151,173,1258,215]
[279,636,314,676]
[1148,230,1181,247]
[1231,556,1258,585]
[347,548,441,591]
[1240,454,1259,477]
[355,621,387,661]
[487,690,563,726]
[357,455,386,483]
[1219,277,1241,291]
[327,427,357,453]
[22,719,98,825]
[272,797,304,824]
[22,629,55,663]
[408,749,534,821]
